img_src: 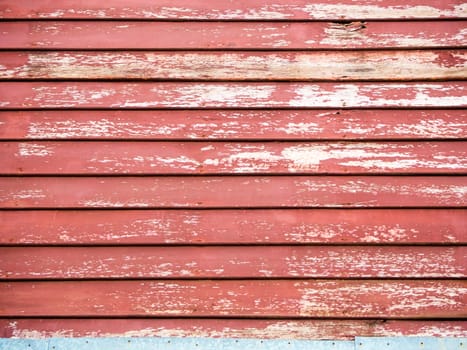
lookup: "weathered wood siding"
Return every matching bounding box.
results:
[0,0,466,340]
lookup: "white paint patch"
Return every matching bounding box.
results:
[277,122,323,135]
[168,85,276,107]
[18,143,53,157]
[290,84,467,108]
[11,189,46,200]
[80,200,150,207]
[303,4,467,19]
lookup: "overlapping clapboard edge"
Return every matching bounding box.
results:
[1,319,466,339]
[1,82,466,109]
[1,209,465,245]
[1,280,465,317]
[3,141,466,175]
[1,50,466,81]
[1,110,465,140]
[0,21,465,50]
[1,0,465,20]
[1,176,466,208]
[1,246,464,279]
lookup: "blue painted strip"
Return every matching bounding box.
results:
[0,338,49,350]
[0,337,465,350]
[355,336,465,350]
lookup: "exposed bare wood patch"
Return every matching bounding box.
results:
[1,51,466,81]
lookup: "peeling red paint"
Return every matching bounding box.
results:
[1,0,465,340]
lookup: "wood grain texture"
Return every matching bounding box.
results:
[1,280,465,317]
[1,110,465,140]
[1,209,465,245]
[3,141,466,175]
[1,0,465,19]
[1,82,466,109]
[1,176,465,209]
[1,246,464,279]
[0,21,465,50]
[1,319,466,339]
[1,50,466,81]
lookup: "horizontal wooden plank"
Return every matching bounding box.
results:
[1,209,465,245]
[0,176,465,208]
[1,82,466,109]
[1,0,465,20]
[2,319,466,339]
[1,110,465,140]
[1,280,465,317]
[0,21,465,50]
[1,246,464,279]
[3,141,466,175]
[1,50,466,81]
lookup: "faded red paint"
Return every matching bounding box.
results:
[1,110,465,140]
[1,176,466,208]
[1,82,466,109]
[1,0,464,20]
[1,209,465,245]
[1,246,465,279]
[2,319,466,339]
[3,141,466,175]
[1,280,466,317]
[0,21,465,49]
[0,0,465,340]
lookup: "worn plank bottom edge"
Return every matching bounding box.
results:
[1,319,466,339]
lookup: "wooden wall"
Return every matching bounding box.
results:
[0,0,466,340]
